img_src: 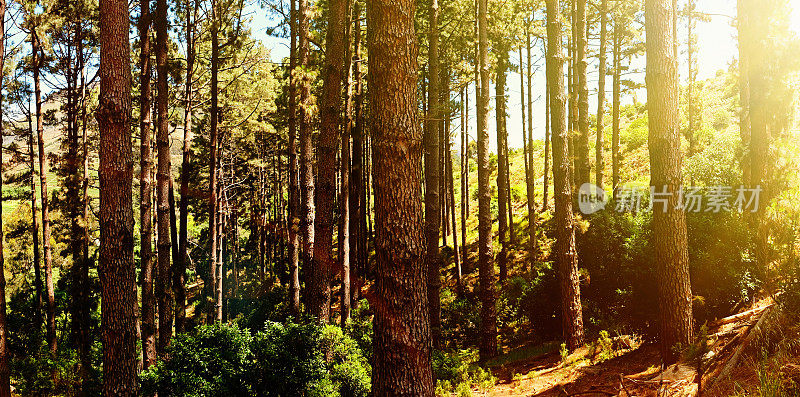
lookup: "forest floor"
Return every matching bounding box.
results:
[474,297,799,396]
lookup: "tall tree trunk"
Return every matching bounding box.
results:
[33,29,57,359]
[0,1,11,392]
[520,45,529,195]
[612,14,621,197]
[645,0,693,363]
[155,0,174,351]
[521,41,537,263]
[287,0,301,316]
[138,0,156,366]
[448,139,460,287]
[543,50,551,212]
[687,0,697,163]
[231,206,239,298]
[424,0,443,350]
[526,30,534,197]
[340,0,355,324]
[576,0,590,186]
[28,119,43,331]
[596,0,607,189]
[736,0,750,186]
[439,100,447,249]
[366,0,435,390]
[741,0,770,285]
[495,51,509,284]
[546,0,584,352]
[348,0,364,310]
[340,115,351,324]
[78,30,92,389]
[477,0,497,362]
[458,88,466,295]
[312,0,348,322]
[176,0,196,334]
[66,24,86,385]
[98,0,138,388]
[209,0,222,323]
[298,0,316,309]
[568,3,577,186]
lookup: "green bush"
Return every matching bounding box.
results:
[142,320,371,397]
[141,324,254,396]
[343,299,373,362]
[251,321,370,397]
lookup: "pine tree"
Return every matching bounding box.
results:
[367,0,435,389]
[311,0,349,322]
[424,0,444,349]
[137,0,157,366]
[155,0,174,350]
[477,0,496,362]
[546,0,584,352]
[97,0,139,388]
[645,0,693,363]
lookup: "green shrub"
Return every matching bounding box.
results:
[343,299,373,361]
[251,321,370,397]
[141,323,254,397]
[596,330,614,362]
[143,321,371,397]
[432,350,471,385]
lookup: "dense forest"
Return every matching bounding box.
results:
[0,0,797,394]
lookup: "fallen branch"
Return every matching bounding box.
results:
[565,390,616,396]
[709,305,770,328]
[623,377,670,385]
[619,374,634,397]
[706,305,773,392]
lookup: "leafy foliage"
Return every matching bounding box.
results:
[141,321,370,397]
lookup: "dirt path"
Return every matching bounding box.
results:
[472,299,776,396]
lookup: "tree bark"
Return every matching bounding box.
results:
[495,51,509,284]
[138,0,156,365]
[97,0,139,388]
[447,137,460,297]
[526,30,535,205]
[546,0,584,352]
[0,0,11,392]
[367,0,435,390]
[28,116,43,332]
[596,0,607,189]
[687,0,697,162]
[287,0,301,316]
[424,0,443,350]
[340,0,355,324]
[477,0,497,362]
[576,0,590,186]
[298,0,316,309]
[736,0,750,187]
[78,30,92,388]
[340,115,351,324]
[612,13,621,197]
[521,41,537,264]
[176,0,197,334]
[209,0,222,323]
[458,88,466,295]
[155,0,174,351]
[645,0,693,363]
[32,27,57,359]
[543,49,551,212]
[312,0,348,322]
[742,0,770,287]
[348,0,365,310]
